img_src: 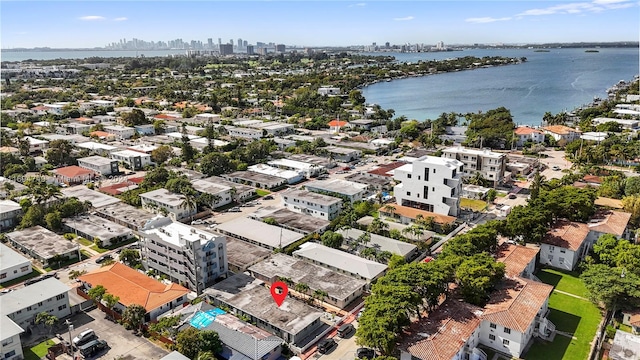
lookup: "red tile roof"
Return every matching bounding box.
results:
[78,262,189,312]
[542,220,590,251]
[625,310,640,326]
[328,120,348,127]
[583,175,603,184]
[367,162,406,177]
[515,127,543,135]
[155,113,177,120]
[482,277,553,332]
[400,299,482,360]
[542,125,581,135]
[588,210,631,237]
[496,243,540,278]
[54,166,96,179]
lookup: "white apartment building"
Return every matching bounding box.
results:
[1,316,23,360]
[541,125,581,144]
[0,200,22,231]
[393,155,464,217]
[227,126,263,140]
[25,136,49,153]
[75,141,118,156]
[0,243,32,284]
[514,126,545,147]
[1,278,71,333]
[140,217,228,294]
[140,189,197,222]
[318,86,341,96]
[305,179,369,203]
[191,178,233,209]
[267,158,325,178]
[77,155,120,176]
[282,189,343,221]
[110,150,152,170]
[104,125,135,140]
[442,146,507,186]
[540,220,590,271]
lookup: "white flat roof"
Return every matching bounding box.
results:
[104,125,134,131]
[443,146,505,159]
[76,142,117,151]
[1,315,23,340]
[140,188,186,207]
[293,242,387,280]
[306,179,368,196]
[248,164,302,180]
[0,199,21,214]
[0,243,31,272]
[337,228,417,257]
[61,186,121,208]
[111,149,151,158]
[166,132,202,140]
[78,155,115,166]
[142,219,224,247]
[268,158,319,171]
[0,278,70,316]
[593,117,639,126]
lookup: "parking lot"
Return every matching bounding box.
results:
[62,307,169,360]
[314,321,362,360]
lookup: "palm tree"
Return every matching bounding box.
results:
[294,283,310,300]
[181,194,198,222]
[35,311,58,334]
[381,204,396,218]
[313,289,328,306]
[102,293,120,320]
[122,304,147,332]
[376,251,393,264]
[87,285,106,308]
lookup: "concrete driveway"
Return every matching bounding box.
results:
[64,307,169,360]
[316,321,361,360]
[539,150,573,180]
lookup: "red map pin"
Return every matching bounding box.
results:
[270,281,288,307]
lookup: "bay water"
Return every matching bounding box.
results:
[361,48,640,126]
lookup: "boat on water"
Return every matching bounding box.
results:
[534,49,550,52]
[585,49,600,53]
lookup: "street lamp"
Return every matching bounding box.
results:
[65,319,75,358]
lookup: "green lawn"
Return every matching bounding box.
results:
[90,245,109,253]
[460,198,487,212]
[527,272,603,360]
[0,269,42,289]
[536,268,590,298]
[75,237,93,246]
[256,189,271,196]
[22,339,56,360]
[91,237,138,253]
[618,324,633,333]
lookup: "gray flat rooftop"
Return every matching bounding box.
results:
[337,228,418,257]
[293,242,387,281]
[205,273,323,336]
[0,243,31,272]
[345,173,391,188]
[214,217,302,249]
[1,314,23,339]
[225,237,272,271]
[306,179,368,196]
[282,189,342,207]
[140,188,186,207]
[287,154,333,168]
[63,214,132,240]
[209,176,255,194]
[325,146,360,155]
[94,202,157,230]
[250,207,330,234]
[7,226,77,261]
[191,178,231,195]
[224,171,285,187]
[249,253,367,302]
[1,278,70,316]
[61,186,121,208]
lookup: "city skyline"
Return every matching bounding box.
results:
[1,0,638,49]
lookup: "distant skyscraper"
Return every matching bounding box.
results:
[385,42,390,48]
[243,40,248,47]
[229,39,234,46]
[208,38,213,49]
[276,44,286,53]
[219,43,234,55]
[246,45,254,55]
[218,38,222,46]
[237,38,243,49]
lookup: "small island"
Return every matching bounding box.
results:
[534,49,551,52]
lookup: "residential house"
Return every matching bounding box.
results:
[442,146,507,186]
[53,166,97,185]
[393,155,464,217]
[0,200,22,231]
[1,315,24,360]
[191,178,233,209]
[586,210,633,244]
[140,189,196,222]
[78,262,189,321]
[111,150,152,170]
[267,159,325,178]
[318,86,340,96]
[6,226,79,267]
[62,214,133,247]
[495,243,539,279]
[305,179,369,204]
[75,141,118,156]
[337,228,418,261]
[223,171,287,190]
[514,126,545,147]
[622,310,640,335]
[25,136,49,153]
[104,125,135,140]
[0,243,32,284]
[248,164,305,185]
[539,220,590,271]
[77,155,120,176]
[139,217,228,294]
[282,189,342,221]
[214,217,303,251]
[378,204,457,228]
[325,146,361,162]
[542,125,581,145]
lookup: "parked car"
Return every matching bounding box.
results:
[337,323,354,338]
[227,207,242,212]
[552,165,561,171]
[78,339,108,357]
[263,195,274,200]
[73,329,96,346]
[95,255,113,264]
[317,338,337,354]
[356,348,376,359]
[508,194,517,199]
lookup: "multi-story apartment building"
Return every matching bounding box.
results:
[0,200,22,231]
[0,243,32,284]
[110,150,152,170]
[77,155,120,176]
[282,189,343,221]
[442,146,507,186]
[393,155,464,217]
[140,189,197,222]
[140,217,228,294]
[104,125,135,140]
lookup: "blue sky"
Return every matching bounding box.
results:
[1,1,638,48]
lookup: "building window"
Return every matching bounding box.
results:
[407,174,412,179]
[560,249,566,253]
[4,350,16,358]
[424,168,430,181]
[548,255,553,262]
[504,327,511,334]
[0,273,6,279]
[406,192,411,196]
[20,266,29,272]
[489,334,496,341]
[423,186,429,199]
[56,294,65,301]
[490,323,497,329]
[58,304,67,311]
[503,339,510,346]
[559,257,565,264]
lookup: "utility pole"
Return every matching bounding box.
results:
[65,319,74,358]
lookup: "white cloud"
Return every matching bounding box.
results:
[393,16,414,21]
[465,16,512,23]
[113,17,128,21]
[348,3,366,7]
[79,15,105,21]
[516,0,636,16]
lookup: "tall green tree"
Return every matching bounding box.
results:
[122,303,147,331]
